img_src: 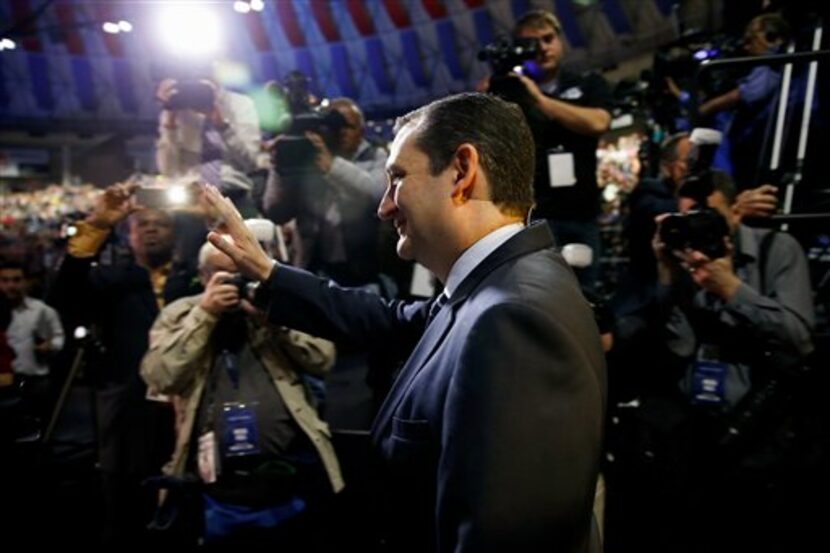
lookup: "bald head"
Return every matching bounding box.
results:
[198,237,238,285]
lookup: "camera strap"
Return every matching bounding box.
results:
[757,230,777,294]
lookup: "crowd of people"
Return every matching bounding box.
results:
[2,5,826,553]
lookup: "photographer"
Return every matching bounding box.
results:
[156,76,262,214]
[614,170,814,551]
[483,9,611,291]
[264,97,387,288]
[698,13,792,189]
[49,182,202,546]
[140,235,340,549]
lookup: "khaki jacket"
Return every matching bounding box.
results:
[140,295,343,493]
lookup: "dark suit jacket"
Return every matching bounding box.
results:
[257,222,606,552]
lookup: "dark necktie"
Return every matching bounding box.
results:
[427,293,449,326]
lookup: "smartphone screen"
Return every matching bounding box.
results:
[135,186,192,209]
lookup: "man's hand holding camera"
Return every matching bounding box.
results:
[156,78,226,130]
[199,271,244,316]
[675,244,741,300]
[512,72,545,104]
[305,131,334,174]
[653,215,741,300]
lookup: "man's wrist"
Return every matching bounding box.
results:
[255,259,278,283]
[718,276,742,301]
[84,215,113,230]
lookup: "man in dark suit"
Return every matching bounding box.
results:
[204,92,606,552]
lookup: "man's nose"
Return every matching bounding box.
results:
[377,187,395,221]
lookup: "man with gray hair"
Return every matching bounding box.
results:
[205,92,606,552]
[141,233,340,548]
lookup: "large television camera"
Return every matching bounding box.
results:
[270,71,348,177]
[654,31,744,101]
[659,129,731,259]
[478,37,540,105]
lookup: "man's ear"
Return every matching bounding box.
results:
[450,143,479,205]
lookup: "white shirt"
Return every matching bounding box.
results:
[6,297,64,376]
[443,223,524,299]
[155,89,261,192]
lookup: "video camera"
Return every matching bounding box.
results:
[163,80,215,112]
[478,37,539,78]
[653,32,744,101]
[478,37,540,105]
[659,128,731,259]
[270,71,348,177]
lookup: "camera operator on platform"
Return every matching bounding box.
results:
[263,97,387,289]
[156,73,262,216]
[481,10,612,291]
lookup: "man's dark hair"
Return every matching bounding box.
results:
[0,259,26,276]
[394,92,535,217]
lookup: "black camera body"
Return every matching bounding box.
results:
[478,37,538,78]
[659,208,730,259]
[164,80,215,112]
[269,71,348,176]
[478,37,539,105]
[658,129,732,259]
[273,110,348,177]
[225,273,254,301]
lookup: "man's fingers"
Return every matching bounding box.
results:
[208,270,233,286]
[204,185,248,236]
[208,230,240,261]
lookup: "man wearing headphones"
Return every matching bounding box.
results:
[698,13,791,189]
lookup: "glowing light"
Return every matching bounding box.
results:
[250,0,265,11]
[0,38,16,51]
[214,60,251,88]
[156,4,223,58]
[233,1,251,14]
[118,20,133,33]
[602,183,620,203]
[166,185,189,205]
[102,22,120,34]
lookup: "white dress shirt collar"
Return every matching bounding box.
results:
[443,223,524,299]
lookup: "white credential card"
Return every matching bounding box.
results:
[547,151,577,188]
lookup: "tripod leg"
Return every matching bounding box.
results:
[43,346,85,443]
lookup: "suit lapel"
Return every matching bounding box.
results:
[370,223,555,442]
[371,303,454,441]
